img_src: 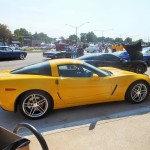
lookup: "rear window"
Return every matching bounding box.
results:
[11,61,51,76]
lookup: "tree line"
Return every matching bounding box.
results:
[0,23,148,46]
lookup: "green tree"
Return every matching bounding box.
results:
[32,32,52,43]
[86,32,97,43]
[114,37,123,43]
[97,37,105,43]
[67,34,78,44]
[105,37,114,43]
[14,28,30,37]
[97,37,114,44]
[124,37,132,44]
[0,23,12,45]
[80,33,87,43]
[14,28,31,46]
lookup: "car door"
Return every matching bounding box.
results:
[0,47,8,58]
[101,54,130,70]
[1,47,15,59]
[56,64,112,105]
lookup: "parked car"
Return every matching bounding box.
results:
[43,51,66,59]
[43,50,72,59]
[78,53,147,74]
[114,48,150,66]
[142,47,150,55]
[85,44,99,53]
[0,46,27,60]
[0,59,150,119]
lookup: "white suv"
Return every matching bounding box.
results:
[85,44,99,53]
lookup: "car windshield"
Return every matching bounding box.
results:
[83,62,111,76]
[142,47,150,54]
[0,46,12,51]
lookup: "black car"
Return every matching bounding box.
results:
[0,46,27,60]
[43,50,72,59]
[43,51,66,59]
[78,53,147,74]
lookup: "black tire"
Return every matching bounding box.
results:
[19,90,53,119]
[125,81,149,103]
[147,59,150,66]
[19,53,25,60]
[134,64,145,74]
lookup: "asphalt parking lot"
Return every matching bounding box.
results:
[0,52,150,137]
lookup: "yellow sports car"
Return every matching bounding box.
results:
[0,59,150,119]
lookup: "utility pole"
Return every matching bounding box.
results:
[65,22,89,46]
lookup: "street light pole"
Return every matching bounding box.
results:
[76,26,77,45]
[65,22,89,46]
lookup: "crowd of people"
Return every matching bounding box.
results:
[111,44,124,52]
[68,43,125,59]
[69,45,84,58]
[98,43,125,53]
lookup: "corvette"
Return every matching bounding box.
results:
[0,59,150,119]
[78,53,147,74]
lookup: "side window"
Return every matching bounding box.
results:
[58,64,77,77]
[6,47,12,51]
[11,62,52,76]
[1,47,6,51]
[97,55,105,60]
[4,47,7,51]
[58,64,94,78]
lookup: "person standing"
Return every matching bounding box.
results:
[71,45,77,58]
[104,45,109,53]
[77,45,84,57]
[111,44,116,52]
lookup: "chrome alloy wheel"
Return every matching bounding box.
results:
[22,94,49,118]
[19,54,25,60]
[131,83,148,103]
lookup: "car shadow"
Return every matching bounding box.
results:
[0,58,19,62]
[1,98,150,136]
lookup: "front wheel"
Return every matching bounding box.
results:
[19,90,52,119]
[134,65,145,74]
[125,81,149,103]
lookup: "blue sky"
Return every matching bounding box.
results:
[0,0,150,41]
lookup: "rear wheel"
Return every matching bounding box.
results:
[125,81,149,103]
[19,90,52,119]
[147,59,150,66]
[134,65,145,74]
[19,53,25,60]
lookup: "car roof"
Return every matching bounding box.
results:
[45,51,62,54]
[48,58,84,65]
[78,53,120,60]
[0,46,8,48]
[80,53,114,57]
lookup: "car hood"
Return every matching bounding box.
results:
[122,41,143,61]
[0,70,14,79]
[0,70,11,73]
